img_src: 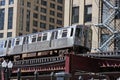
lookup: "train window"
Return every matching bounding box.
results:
[70,28,74,37]
[75,28,82,37]
[23,36,29,44]
[8,40,11,48]
[16,38,20,45]
[51,31,58,40]
[62,29,67,37]
[43,33,47,41]
[31,35,36,42]
[37,34,42,41]
[4,40,7,48]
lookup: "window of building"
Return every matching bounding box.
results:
[41,0,47,6]
[19,33,23,36]
[34,0,39,4]
[0,33,3,38]
[32,29,37,33]
[27,2,31,7]
[57,13,62,18]
[40,15,46,21]
[33,13,38,18]
[9,0,14,5]
[57,0,63,4]
[50,3,55,8]
[20,0,24,6]
[57,20,62,25]
[8,7,13,29]
[0,9,5,30]
[101,34,110,51]
[26,10,30,32]
[57,5,62,11]
[50,10,55,16]
[40,22,46,29]
[33,20,38,27]
[115,0,120,19]
[72,7,79,24]
[49,18,55,23]
[49,25,54,30]
[0,0,5,6]
[34,5,39,11]
[7,32,12,37]
[19,8,24,30]
[84,5,92,22]
[41,8,47,13]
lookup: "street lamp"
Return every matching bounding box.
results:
[1,60,13,80]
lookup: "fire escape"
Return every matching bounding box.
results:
[95,0,120,52]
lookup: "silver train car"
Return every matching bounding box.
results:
[0,25,92,57]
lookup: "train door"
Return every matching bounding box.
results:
[50,31,58,47]
[4,39,15,55]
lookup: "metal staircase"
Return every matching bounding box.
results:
[95,0,120,52]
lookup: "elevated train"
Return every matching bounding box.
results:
[0,25,92,57]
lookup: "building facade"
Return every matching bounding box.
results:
[0,0,64,39]
[64,0,120,52]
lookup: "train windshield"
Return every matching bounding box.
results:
[75,27,83,37]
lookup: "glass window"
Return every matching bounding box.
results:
[72,7,79,24]
[31,35,36,42]
[49,25,54,30]
[84,5,92,22]
[0,0,5,6]
[26,10,30,32]
[33,13,38,18]
[50,10,55,16]
[8,7,13,29]
[34,5,39,11]
[42,33,47,41]
[40,15,46,21]
[50,3,55,8]
[9,0,14,5]
[7,39,14,48]
[57,6,62,11]
[7,32,12,37]
[75,28,82,37]
[19,8,24,30]
[0,9,5,30]
[62,29,67,37]
[57,13,62,18]
[57,0,63,4]
[33,20,38,27]
[15,38,20,45]
[20,0,24,6]
[57,20,62,25]
[0,33,3,38]
[27,2,31,7]
[40,22,46,29]
[41,8,47,13]
[41,0,47,6]
[51,31,58,40]
[32,29,37,33]
[49,18,55,23]
[37,33,42,41]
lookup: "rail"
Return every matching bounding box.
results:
[81,51,120,58]
[13,56,65,67]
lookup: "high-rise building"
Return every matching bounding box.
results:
[64,0,120,52]
[0,0,64,39]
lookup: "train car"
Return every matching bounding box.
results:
[0,25,92,57]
